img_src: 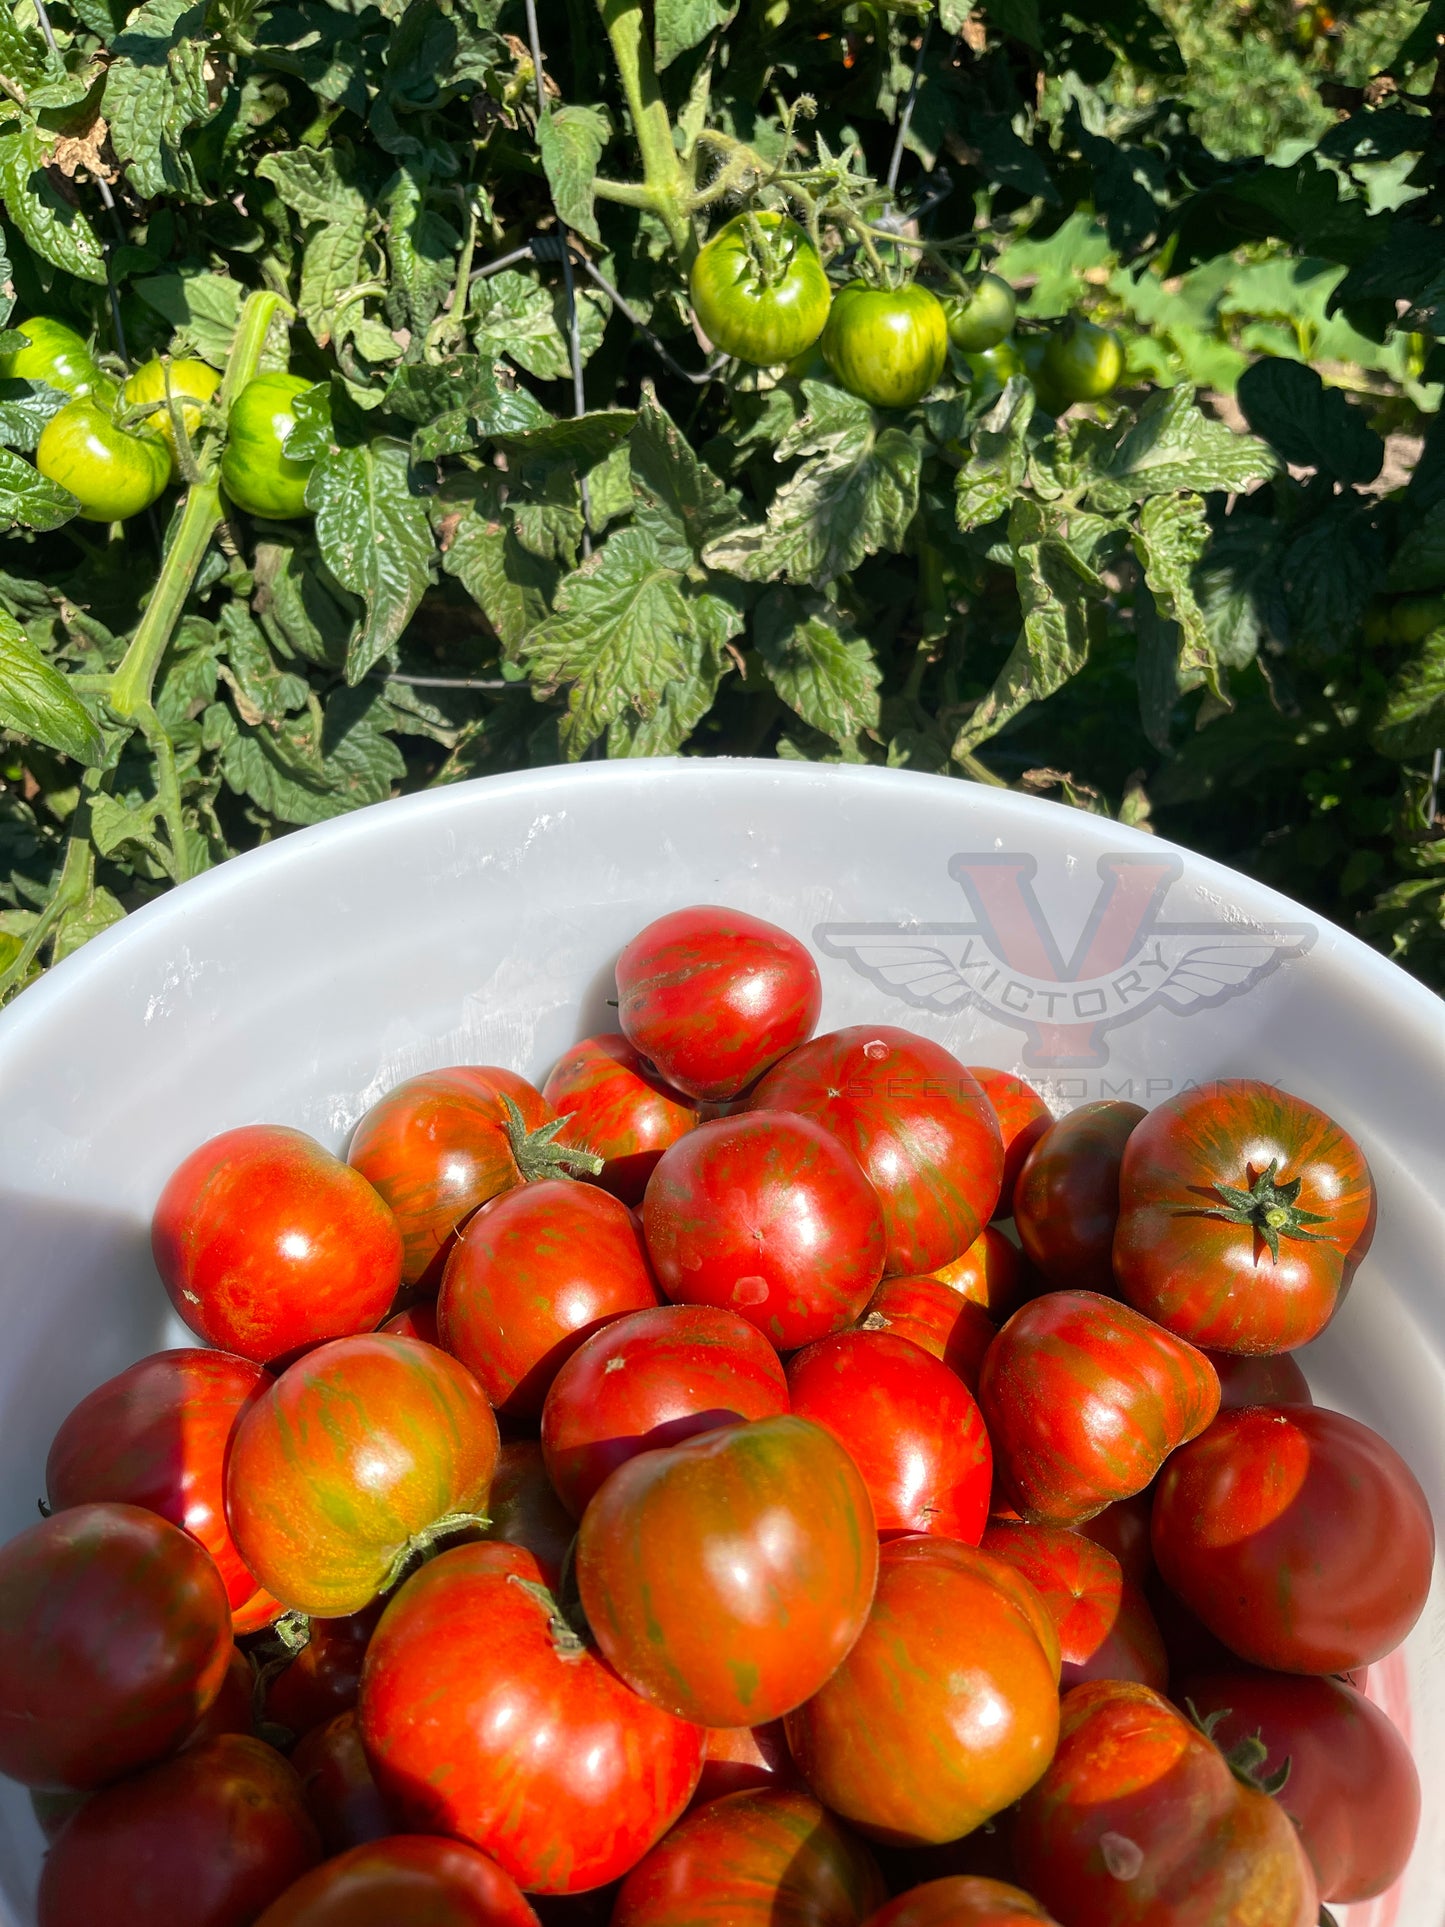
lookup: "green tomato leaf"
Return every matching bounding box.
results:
[0,445,78,532]
[106,0,214,202]
[0,120,107,286]
[1236,359,1385,486]
[50,886,126,965]
[956,378,1035,532]
[470,269,605,382]
[753,589,882,747]
[1280,498,1386,662]
[258,149,372,348]
[308,439,436,683]
[1388,502,1445,593]
[500,411,638,471]
[631,383,745,566]
[134,271,249,370]
[0,378,68,452]
[606,585,743,758]
[0,12,51,90]
[441,483,559,656]
[0,611,104,764]
[252,538,359,672]
[1371,632,1445,761]
[205,688,407,827]
[653,0,734,69]
[1130,493,1222,749]
[538,105,609,244]
[1087,385,1278,511]
[381,166,460,335]
[1190,516,1288,676]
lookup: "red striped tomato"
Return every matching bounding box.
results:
[859,1274,996,1393]
[980,1521,1166,1691]
[1012,1101,1145,1295]
[542,1031,698,1204]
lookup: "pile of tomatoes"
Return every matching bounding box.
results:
[0,903,1433,1927]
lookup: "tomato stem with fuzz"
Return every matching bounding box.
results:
[595,0,693,262]
[507,1574,589,1659]
[1185,1699,1293,1797]
[379,1509,493,1596]
[1201,1160,1330,1263]
[501,1093,605,1181]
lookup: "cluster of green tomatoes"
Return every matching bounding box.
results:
[1,318,316,526]
[688,211,1124,412]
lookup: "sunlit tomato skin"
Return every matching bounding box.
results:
[120,356,221,473]
[541,1304,789,1519]
[979,1289,1220,1525]
[543,1032,698,1204]
[232,1584,286,1635]
[1150,1405,1435,1674]
[749,1028,1003,1276]
[577,1414,878,1727]
[689,213,832,366]
[0,316,109,399]
[942,274,1017,354]
[1113,1079,1375,1354]
[380,1298,440,1344]
[0,1502,231,1791]
[966,1069,1050,1220]
[785,1536,1060,1846]
[438,1178,661,1417]
[980,1522,1167,1691]
[1206,1347,1313,1409]
[787,1330,992,1543]
[821,283,948,410]
[221,371,316,519]
[1012,1101,1144,1294]
[185,1644,255,1748]
[265,1602,385,1738]
[1073,1491,1152,1588]
[152,1124,403,1363]
[612,1787,885,1927]
[1176,1668,1420,1902]
[860,1275,996,1393]
[226,1333,500,1617]
[643,1113,886,1351]
[348,1066,558,1288]
[36,1735,321,1927]
[359,1542,704,1893]
[479,1439,578,1585]
[693,1721,798,1807]
[290,1711,392,1856]
[616,906,822,1102]
[36,397,170,521]
[930,1223,1026,1320]
[255,1835,541,1927]
[1013,1681,1318,1927]
[861,1877,1061,1927]
[45,1347,268,1612]
[1039,317,1124,403]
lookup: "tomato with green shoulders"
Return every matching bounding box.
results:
[121,358,222,476]
[690,212,831,367]
[943,273,1017,353]
[221,373,317,520]
[35,398,170,522]
[821,282,948,410]
[0,317,113,402]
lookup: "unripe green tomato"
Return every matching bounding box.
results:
[1361,600,1392,648]
[964,338,1025,397]
[1017,335,1069,417]
[35,398,170,522]
[120,358,222,476]
[0,317,113,403]
[1040,317,1125,404]
[820,282,948,410]
[1388,593,1445,645]
[689,212,832,366]
[220,373,316,520]
[943,272,1017,354]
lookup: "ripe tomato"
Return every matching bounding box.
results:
[380,1298,440,1344]
[860,1274,996,1393]
[185,1645,255,1749]
[265,1602,385,1738]
[254,1836,541,1927]
[359,1542,704,1893]
[785,1536,1060,1845]
[290,1711,391,1855]
[821,283,948,410]
[152,1123,403,1362]
[929,1223,1026,1320]
[786,1330,992,1542]
[120,356,221,473]
[36,1735,320,1927]
[616,906,822,1101]
[0,1502,231,1790]
[1072,1490,1152,1588]
[347,1065,572,1288]
[612,1787,885,1927]
[226,1333,500,1616]
[1039,317,1124,403]
[978,1289,1219,1524]
[748,1027,1003,1276]
[1150,1404,1435,1673]
[0,316,110,399]
[689,213,832,366]
[861,1878,1060,1927]
[576,1414,878,1727]
[481,1439,578,1585]
[438,1178,660,1416]
[1012,1100,1144,1294]
[965,1069,1050,1220]
[1176,1667,1420,1902]
[45,1347,268,1613]
[979,1522,1166,1691]
[36,397,170,521]
[942,274,1017,354]
[542,1032,698,1204]
[1113,1079,1375,1353]
[693,1721,797,1807]
[541,1304,788,1518]
[1207,1346,1313,1409]
[1013,1680,1317,1926]
[221,372,316,519]
[642,1113,885,1350]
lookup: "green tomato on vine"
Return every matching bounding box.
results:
[820,282,948,410]
[35,399,170,522]
[942,273,1017,354]
[0,318,114,404]
[689,212,832,367]
[220,374,317,521]
[120,359,222,478]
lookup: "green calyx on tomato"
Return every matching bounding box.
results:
[1040,316,1124,404]
[942,272,1016,353]
[220,373,318,520]
[1201,1158,1330,1262]
[689,212,832,367]
[35,399,170,523]
[120,358,222,477]
[820,282,948,411]
[0,317,114,403]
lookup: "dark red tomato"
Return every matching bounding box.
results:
[1150,1405,1435,1673]
[226,1333,500,1616]
[36,1735,320,1927]
[612,1787,885,1927]
[1013,1681,1317,1927]
[978,1290,1219,1525]
[1072,1491,1152,1588]
[979,1522,1166,1691]
[265,1602,384,1737]
[616,906,822,1102]
[481,1439,577,1585]
[929,1225,1027,1320]
[255,1836,541,1927]
[785,1536,1059,1846]
[1012,1102,1145,1295]
[152,1125,403,1363]
[1177,1667,1420,1902]
[30,1790,88,1843]
[380,1298,440,1345]
[541,1304,789,1518]
[0,1502,231,1790]
[1113,1079,1375,1353]
[1144,1568,1234,1679]
[787,1330,992,1543]
[290,1710,392,1855]
[576,1414,878,1727]
[692,1721,797,1807]
[543,1032,699,1204]
[186,1645,254,1748]
[348,1066,578,1289]
[861,1877,1060,1927]
[438,1178,661,1417]
[359,1542,704,1893]
[46,1347,268,1612]
[966,1070,1051,1221]
[859,1275,996,1393]
[749,1028,1003,1276]
[642,1113,886,1350]
[1206,1347,1313,1409]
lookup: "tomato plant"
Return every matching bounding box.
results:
[219,374,317,520]
[979,1521,1167,1691]
[689,215,832,368]
[821,284,948,410]
[542,1032,698,1205]
[1012,1101,1145,1295]
[35,398,169,521]
[253,1836,541,1927]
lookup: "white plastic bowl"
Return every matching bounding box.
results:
[0,758,1440,1924]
